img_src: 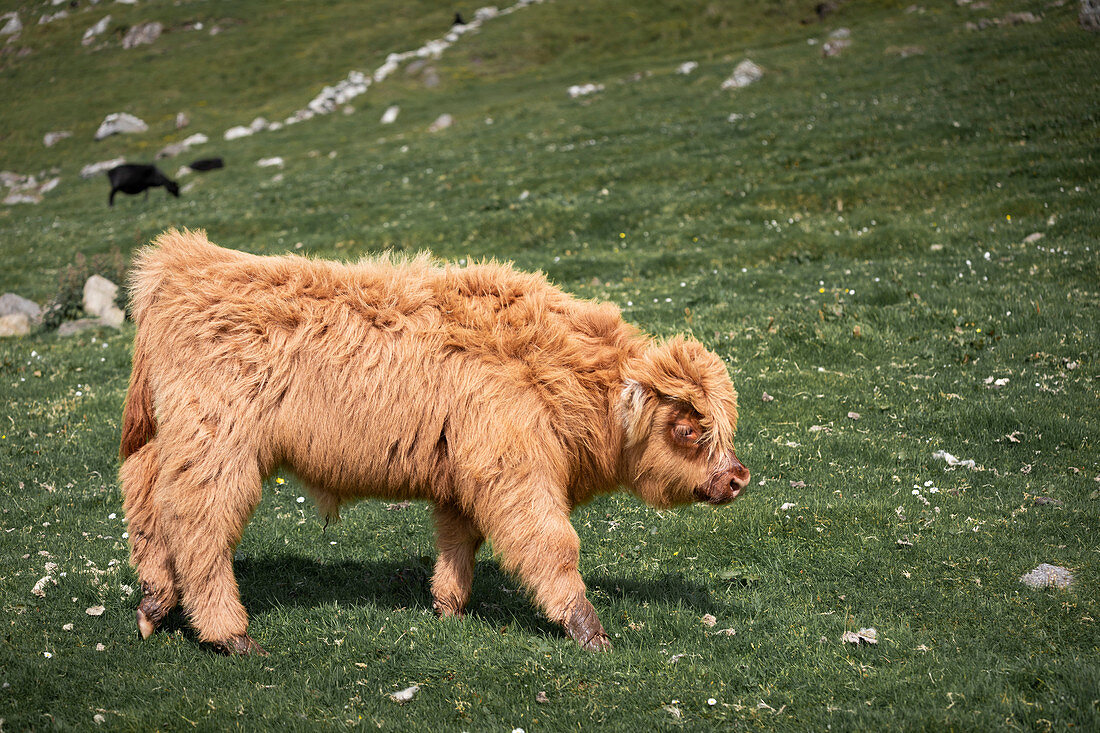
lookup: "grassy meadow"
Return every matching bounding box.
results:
[1,0,1098,728]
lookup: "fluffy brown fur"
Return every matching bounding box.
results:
[120,229,750,653]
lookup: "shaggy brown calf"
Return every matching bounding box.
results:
[120,229,750,654]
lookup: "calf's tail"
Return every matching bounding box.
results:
[120,332,156,459]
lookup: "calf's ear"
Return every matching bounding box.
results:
[621,379,655,448]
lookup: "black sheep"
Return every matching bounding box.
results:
[106,164,180,206]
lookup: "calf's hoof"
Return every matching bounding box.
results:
[209,634,268,656]
[563,599,613,652]
[432,598,466,619]
[136,595,166,639]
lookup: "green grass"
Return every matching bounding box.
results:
[2,0,1098,728]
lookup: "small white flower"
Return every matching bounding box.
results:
[108,513,116,519]
[44,651,53,658]
[707,698,717,706]
[912,489,920,495]
[297,496,305,503]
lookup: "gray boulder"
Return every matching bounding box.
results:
[1081,0,1100,30]
[1,12,22,36]
[83,275,124,328]
[0,292,43,324]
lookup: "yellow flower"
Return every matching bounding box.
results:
[619,232,626,239]
[276,477,285,485]
[819,288,825,293]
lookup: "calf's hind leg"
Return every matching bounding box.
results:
[431,504,484,617]
[158,443,266,655]
[120,440,179,638]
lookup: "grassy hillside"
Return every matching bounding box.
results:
[1,0,1098,729]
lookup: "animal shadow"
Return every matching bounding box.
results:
[232,553,720,639]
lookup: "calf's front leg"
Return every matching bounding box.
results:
[478,490,611,651]
[431,504,483,617]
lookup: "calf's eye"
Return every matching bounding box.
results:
[672,423,697,443]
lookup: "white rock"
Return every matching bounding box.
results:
[82,15,111,46]
[567,83,604,98]
[1,12,22,36]
[475,6,499,20]
[44,130,72,147]
[1023,232,1044,243]
[83,275,119,319]
[428,113,454,132]
[256,157,284,168]
[94,112,148,140]
[381,105,401,124]
[1020,563,1073,590]
[3,191,41,205]
[86,605,106,616]
[32,575,54,597]
[182,133,209,147]
[389,684,420,703]
[175,112,190,129]
[249,116,270,132]
[224,125,253,141]
[721,59,764,90]
[0,313,31,337]
[81,158,127,179]
[121,21,162,49]
[99,306,125,329]
[676,61,698,75]
[932,450,976,469]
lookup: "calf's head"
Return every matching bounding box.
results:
[620,337,749,508]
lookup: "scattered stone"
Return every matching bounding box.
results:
[82,15,111,46]
[567,83,604,98]
[1033,496,1063,506]
[256,157,284,168]
[841,627,878,645]
[93,714,106,725]
[886,44,925,57]
[389,684,420,703]
[32,575,55,597]
[96,643,106,651]
[95,112,148,141]
[761,391,774,402]
[663,704,682,720]
[823,37,851,57]
[932,450,977,469]
[224,125,253,141]
[0,293,42,324]
[1,12,22,36]
[790,480,806,489]
[1020,563,1073,589]
[1004,11,1041,23]
[122,21,163,49]
[676,61,698,74]
[721,59,763,89]
[1024,232,1044,243]
[81,158,127,179]
[428,113,453,132]
[700,613,717,627]
[44,131,72,147]
[536,691,549,704]
[59,317,105,336]
[386,501,412,511]
[0,313,31,337]
[63,623,74,631]
[86,605,106,616]
[809,424,832,433]
[380,105,400,124]
[175,112,190,129]
[1082,0,1100,30]
[829,27,851,39]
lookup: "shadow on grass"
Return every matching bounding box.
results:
[230,553,720,639]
